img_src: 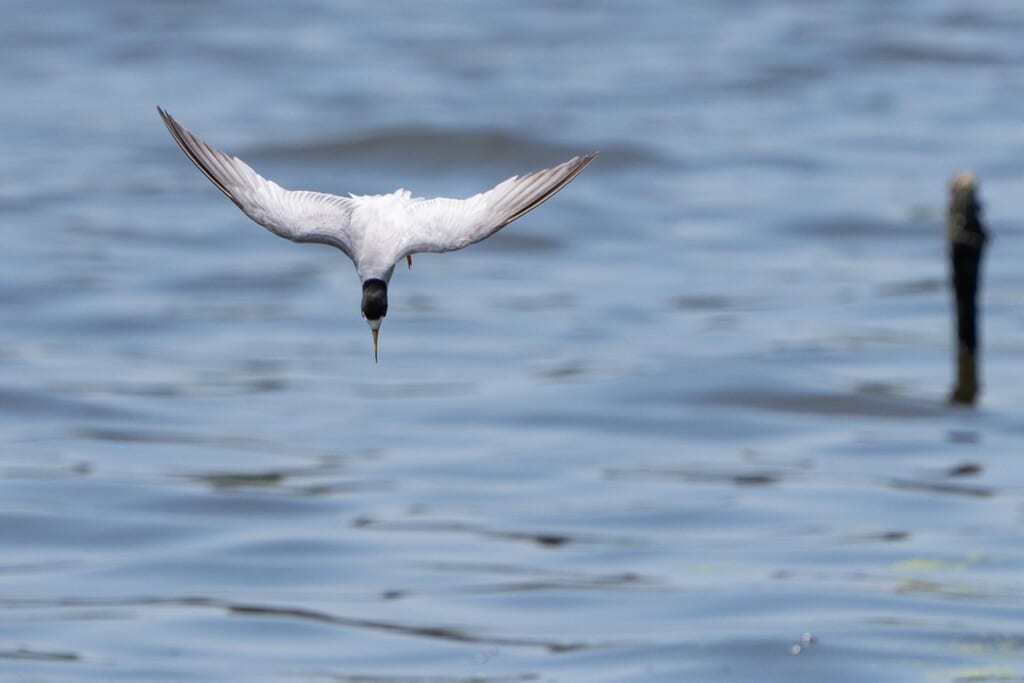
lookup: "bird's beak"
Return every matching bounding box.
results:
[365,317,383,363]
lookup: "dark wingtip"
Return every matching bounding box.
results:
[156,106,244,209]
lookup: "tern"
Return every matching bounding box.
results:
[157,107,595,361]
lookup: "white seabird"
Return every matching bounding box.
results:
[157,107,595,361]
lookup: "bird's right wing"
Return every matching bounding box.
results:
[158,107,358,258]
[398,153,596,257]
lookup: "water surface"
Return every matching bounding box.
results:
[3,1,1024,681]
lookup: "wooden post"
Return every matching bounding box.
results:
[947,171,987,405]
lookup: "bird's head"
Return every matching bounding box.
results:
[361,279,388,362]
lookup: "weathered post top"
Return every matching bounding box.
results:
[948,172,987,249]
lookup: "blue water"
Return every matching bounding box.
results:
[4,1,1024,681]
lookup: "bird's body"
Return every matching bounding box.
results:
[157,107,595,360]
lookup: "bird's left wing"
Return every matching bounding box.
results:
[158,107,357,258]
[398,153,596,257]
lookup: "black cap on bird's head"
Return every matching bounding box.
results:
[361,279,388,362]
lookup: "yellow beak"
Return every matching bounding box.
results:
[371,328,379,363]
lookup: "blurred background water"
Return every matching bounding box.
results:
[3,1,1024,681]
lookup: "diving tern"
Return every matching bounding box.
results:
[158,107,595,361]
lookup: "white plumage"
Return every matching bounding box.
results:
[157,107,596,359]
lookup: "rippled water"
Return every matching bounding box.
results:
[4,1,1024,681]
